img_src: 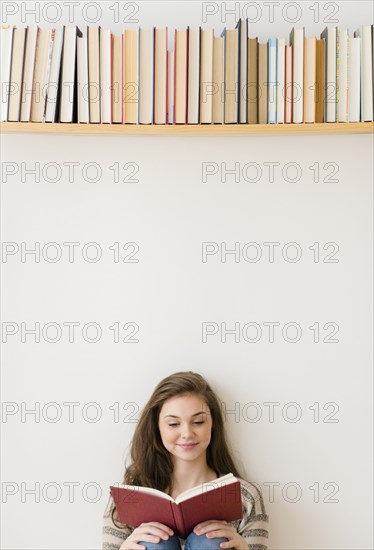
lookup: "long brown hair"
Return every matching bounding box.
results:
[112,371,245,527]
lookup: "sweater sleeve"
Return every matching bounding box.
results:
[235,480,269,550]
[102,494,135,550]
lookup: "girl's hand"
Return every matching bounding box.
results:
[193,520,249,550]
[120,522,174,550]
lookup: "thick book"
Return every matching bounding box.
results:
[222,27,239,123]
[303,35,316,123]
[30,28,54,123]
[348,36,361,122]
[8,27,26,121]
[45,28,63,122]
[212,34,224,124]
[354,25,373,121]
[20,26,38,122]
[247,37,258,124]
[100,28,112,123]
[200,28,213,123]
[187,27,200,124]
[87,26,100,123]
[289,27,304,123]
[77,34,89,123]
[337,28,348,122]
[320,26,336,122]
[154,28,168,124]
[123,28,139,124]
[258,41,268,124]
[59,25,81,123]
[174,28,188,124]
[1,25,14,121]
[139,28,154,124]
[110,473,243,540]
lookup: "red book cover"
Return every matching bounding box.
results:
[110,474,243,539]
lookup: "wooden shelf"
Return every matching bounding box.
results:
[1,121,373,136]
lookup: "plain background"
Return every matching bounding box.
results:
[1,1,373,549]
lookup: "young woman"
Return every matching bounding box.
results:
[103,371,269,550]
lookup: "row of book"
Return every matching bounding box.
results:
[1,22,373,125]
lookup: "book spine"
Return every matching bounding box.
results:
[171,502,186,539]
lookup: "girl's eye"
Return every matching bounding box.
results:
[168,421,204,427]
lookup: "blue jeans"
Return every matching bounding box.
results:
[139,531,229,550]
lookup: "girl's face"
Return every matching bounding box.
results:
[158,393,213,464]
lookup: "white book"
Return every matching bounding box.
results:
[20,27,38,122]
[355,25,373,121]
[154,28,168,124]
[45,28,63,122]
[77,35,89,123]
[139,28,154,124]
[289,27,304,123]
[320,26,336,122]
[277,38,285,123]
[60,26,81,123]
[212,35,224,124]
[168,50,174,124]
[8,27,26,121]
[237,19,248,123]
[1,25,14,121]
[304,36,316,123]
[337,29,348,122]
[187,27,200,124]
[268,38,277,124]
[100,28,111,123]
[200,28,213,123]
[348,36,361,122]
[30,28,53,123]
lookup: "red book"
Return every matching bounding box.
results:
[110,473,243,539]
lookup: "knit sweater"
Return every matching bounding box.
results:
[102,477,269,550]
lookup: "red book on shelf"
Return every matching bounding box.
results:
[110,473,243,539]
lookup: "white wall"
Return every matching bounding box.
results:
[1,2,373,549]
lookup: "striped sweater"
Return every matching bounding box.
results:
[102,477,269,550]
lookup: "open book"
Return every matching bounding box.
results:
[110,473,243,539]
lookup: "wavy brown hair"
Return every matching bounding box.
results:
[112,371,245,527]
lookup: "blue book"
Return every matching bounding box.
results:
[268,38,277,124]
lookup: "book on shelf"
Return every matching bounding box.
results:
[1,25,14,122]
[258,41,268,124]
[277,37,285,124]
[212,33,224,124]
[45,28,63,123]
[315,38,325,123]
[8,27,26,122]
[154,28,168,124]
[100,28,111,124]
[187,27,200,124]
[247,36,258,124]
[320,26,336,122]
[222,26,239,123]
[1,21,373,126]
[237,18,248,123]
[200,28,213,124]
[304,34,316,123]
[20,26,38,122]
[110,473,243,540]
[87,26,100,123]
[268,37,277,124]
[174,28,188,124]
[284,44,293,123]
[112,32,123,124]
[289,27,304,123]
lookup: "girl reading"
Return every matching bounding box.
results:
[103,371,269,550]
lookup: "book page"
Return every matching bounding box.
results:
[175,473,236,503]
